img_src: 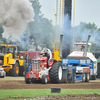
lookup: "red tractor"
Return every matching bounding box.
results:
[25,48,63,84]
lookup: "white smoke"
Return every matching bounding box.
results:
[0,0,34,40]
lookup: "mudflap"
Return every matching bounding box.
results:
[62,68,68,83]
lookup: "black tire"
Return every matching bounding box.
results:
[42,74,47,84]
[31,79,37,83]
[72,69,76,83]
[6,72,10,76]
[25,67,31,84]
[85,73,90,82]
[19,61,26,76]
[0,76,4,78]
[10,63,19,76]
[92,75,96,80]
[19,67,24,76]
[49,62,62,83]
[82,73,85,82]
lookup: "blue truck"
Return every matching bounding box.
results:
[50,35,97,83]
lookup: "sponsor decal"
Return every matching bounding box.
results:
[83,68,90,73]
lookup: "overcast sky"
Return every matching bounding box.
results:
[39,0,100,28]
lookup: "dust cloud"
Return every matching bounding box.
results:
[0,0,34,40]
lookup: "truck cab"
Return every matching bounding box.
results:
[68,41,97,80]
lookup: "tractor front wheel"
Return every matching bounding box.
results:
[42,74,47,84]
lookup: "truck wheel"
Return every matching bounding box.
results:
[49,62,62,83]
[42,74,47,84]
[11,63,19,76]
[72,69,76,83]
[25,67,31,84]
[0,76,4,78]
[82,74,85,82]
[85,73,89,82]
[92,75,96,80]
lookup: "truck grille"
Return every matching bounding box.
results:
[32,60,40,71]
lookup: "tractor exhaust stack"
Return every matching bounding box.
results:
[83,35,91,57]
[59,34,63,58]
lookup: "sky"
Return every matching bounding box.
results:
[39,0,100,28]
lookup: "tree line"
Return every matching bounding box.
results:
[0,0,100,53]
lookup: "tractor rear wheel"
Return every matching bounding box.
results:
[49,62,62,83]
[11,63,19,76]
[42,74,47,84]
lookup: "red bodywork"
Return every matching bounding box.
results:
[26,56,57,81]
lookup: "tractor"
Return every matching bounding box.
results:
[0,44,26,76]
[54,34,97,83]
[25,48,62,84]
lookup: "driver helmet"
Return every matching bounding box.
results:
[44,48,48,54]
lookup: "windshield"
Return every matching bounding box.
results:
[74,44,90,52]
[74,44,85,51]
[0,46,17,54]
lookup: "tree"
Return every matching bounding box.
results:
[28,0,55,51]
[74,22,100,53]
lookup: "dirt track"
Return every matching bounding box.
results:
[0,77,100,89]
[0,77,100,100]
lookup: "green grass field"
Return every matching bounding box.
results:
[0,89,100,98]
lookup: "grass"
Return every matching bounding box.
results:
[0,89,100,98]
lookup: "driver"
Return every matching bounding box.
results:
[41,48,50,67]
[43,48,50,61]
[81,45,85,51]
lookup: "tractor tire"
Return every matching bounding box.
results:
[19,61,26,76]
[85,73,90,82]
[25,67,31,84]
[0,76,4,78]
[41,74,47,84]
[49,62,62,83]
[10,63,19,76]
[92,75,96,80]
[82,73,85,82]
[72,69,76,83]
[19,67,24,76]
